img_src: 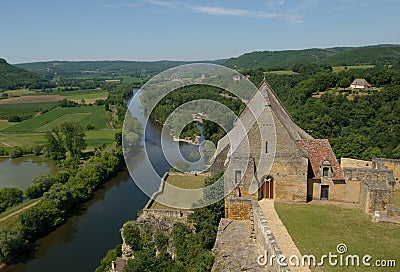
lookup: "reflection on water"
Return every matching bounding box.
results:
[3,171,148,272]
[0,156,57,190]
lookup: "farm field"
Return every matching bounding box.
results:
[61,89,108,102]
[0,102,58,120]
[3,106,108,133]
[0,105,116,148]
[275,202,400,272]
[332,64,375,72]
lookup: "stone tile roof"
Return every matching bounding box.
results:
[350,78,371,87]
[297,139,344,181]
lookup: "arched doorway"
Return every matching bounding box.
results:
[259,175,274,200]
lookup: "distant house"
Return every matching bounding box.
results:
[350,78,371,91]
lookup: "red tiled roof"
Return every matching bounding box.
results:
[297,139,344,181]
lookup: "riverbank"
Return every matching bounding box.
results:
[0,147,127,266]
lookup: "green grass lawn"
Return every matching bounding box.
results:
[3,106,109,133]
[275,202,400,271]
[166,174,205,189]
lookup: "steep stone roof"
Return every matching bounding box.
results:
[297,139,344,181]
[256,79,313,141]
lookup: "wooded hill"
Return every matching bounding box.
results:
[16,59,226,79]
[224,44,400,70]
[0,58,50,90]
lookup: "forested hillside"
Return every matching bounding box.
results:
[245,64,400,160]
[0,58,51,90]
[224,44,400,70]
[17,59,226,79]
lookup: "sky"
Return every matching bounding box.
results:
[1,0,399,64]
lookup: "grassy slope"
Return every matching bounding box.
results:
[275,202,400,272]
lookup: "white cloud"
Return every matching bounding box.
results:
[147,0,178,9]
[103,3,142,8]
[193,5,302,23]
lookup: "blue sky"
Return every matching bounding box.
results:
[1,0,399,63]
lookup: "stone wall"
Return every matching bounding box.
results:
[360,180,391,214]
[141,208,192,220]
[373,158,400,189]
[225,197,253,220]
[272,156,308,202]
[252,200,290,272]
[387,205,400,219]
[343,168,389,183]
[341,158,372,169]
[311,179,361,203]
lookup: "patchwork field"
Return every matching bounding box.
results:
[275,202,400,272]
[0,105,116,148]
[3,106,108,133]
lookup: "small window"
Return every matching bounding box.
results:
[322,167,329,177]
[265,141,268,153]
[235,170,241,183]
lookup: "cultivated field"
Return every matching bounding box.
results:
[275,202,400,272]
[0,95,64,104]
[0,105,116,148]
[3,106,108,133]
[62,89,108,103]
[0,102,58,120]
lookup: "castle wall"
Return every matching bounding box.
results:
[341,158,372,169]
[360,181,392,214]
[225,197,252,220]
[373,158,400,189]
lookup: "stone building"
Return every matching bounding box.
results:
[210,79,397,220]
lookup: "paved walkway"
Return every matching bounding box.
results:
[258,199,311,272]
[212,218,265,272]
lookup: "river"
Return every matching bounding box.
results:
[2,90,195,272]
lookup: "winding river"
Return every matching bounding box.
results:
[3,90,200,272]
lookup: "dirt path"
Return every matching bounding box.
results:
[259,199,311,272]
[0,200,40,222]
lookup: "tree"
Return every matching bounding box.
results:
[45,122,87,160]
[19,200,63,240]
[339,77,351,90]
[60,122,87,157]
[9,148,22,158]
[25,174,54,199]
[43,183,75,214]
[114,132,122,146]
[123,222,142,251]
[0,188,23,212]
[0,228,27,264]
[45,126,66,160]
